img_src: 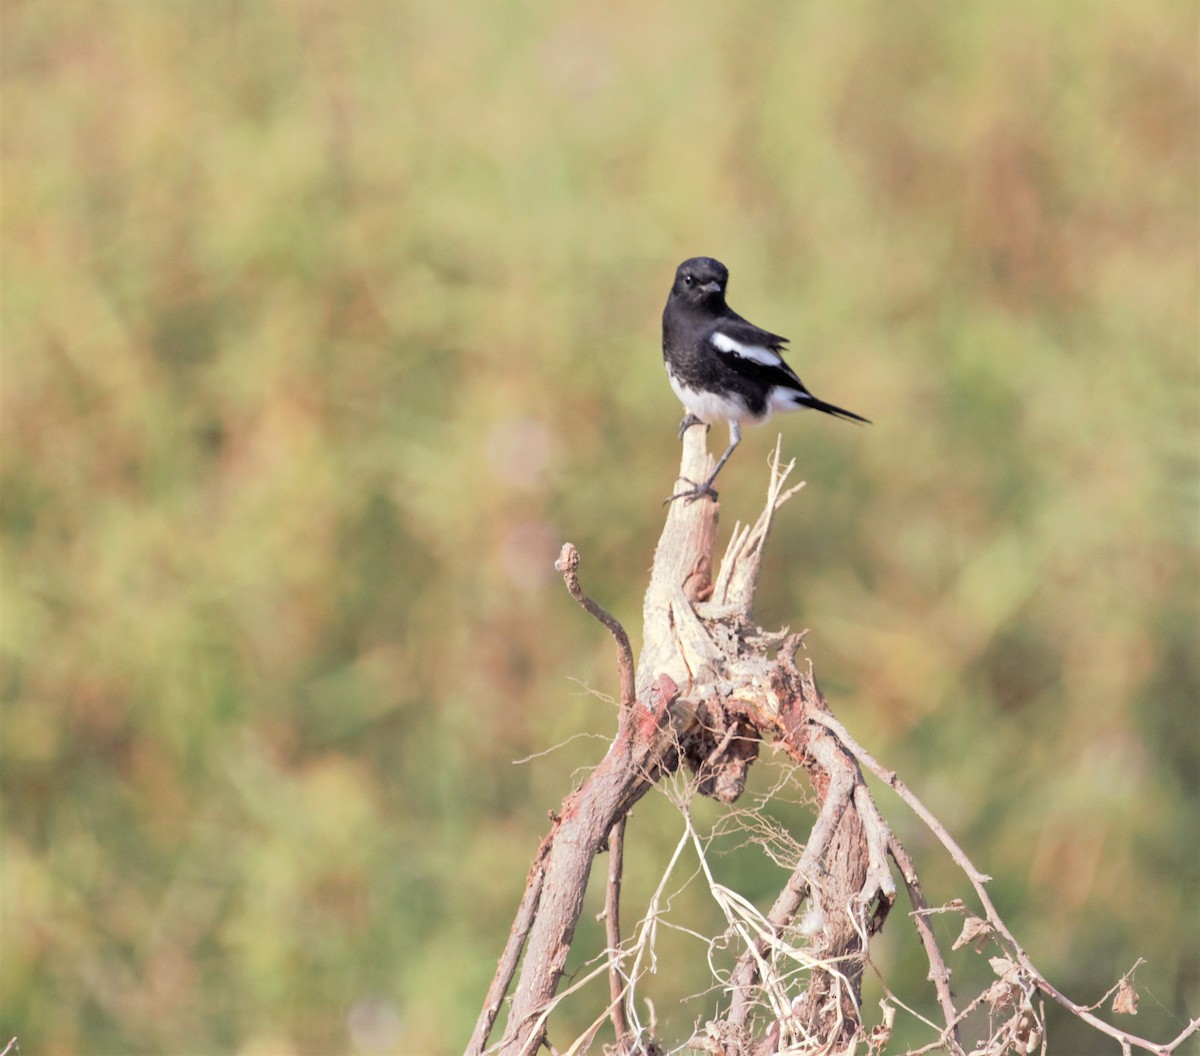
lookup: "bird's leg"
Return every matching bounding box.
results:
[693,421,741,497]
[665,421,741,505]
[677,413,706,442]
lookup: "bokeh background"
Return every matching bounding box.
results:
[3,1,1197,1053]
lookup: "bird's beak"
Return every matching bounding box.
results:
[699,281,722,294]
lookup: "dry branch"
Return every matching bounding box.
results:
[813,710,1200,1056]
[468,431,1195,1056]
[467,832,555,1055]
[603,817,632,1051]
[555,543,635,708]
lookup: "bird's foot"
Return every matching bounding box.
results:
[663,477,719,506]
[677,414,707,442]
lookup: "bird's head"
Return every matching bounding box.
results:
[671,257,729,309]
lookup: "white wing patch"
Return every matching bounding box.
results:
[710,330,783,368]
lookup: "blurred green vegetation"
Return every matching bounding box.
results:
[2,1,1197,1052]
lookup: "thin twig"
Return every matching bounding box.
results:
[623,827,696,1042]
[887,833,965,1055]
[711,435,803,611]
[604,818,633,1052]
[850,780,897,919]
[556,543,635,706]
[812,709,1200,1056]
[726,747,856,1026]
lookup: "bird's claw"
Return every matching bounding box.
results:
[663,478,719,506]
[677,415,707,442]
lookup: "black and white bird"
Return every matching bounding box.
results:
[662,256,869,502]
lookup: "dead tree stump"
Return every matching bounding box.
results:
[466,429,894,1056]
[466,428,1199,1056]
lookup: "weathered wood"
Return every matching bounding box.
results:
[472,429,1200,1056]
[478,432,891,1056]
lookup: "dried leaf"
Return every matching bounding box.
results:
[1113,976,1139,1015]
[989,955,1019,982]
[687,1022,723,1053]
[879,1000,896,1027]
[1015,1005,1038,1044]
[952,914,991,952]
[983,978,1016,1013]
[867,1001,894,1054]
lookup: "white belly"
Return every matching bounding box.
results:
[667,369,761,425]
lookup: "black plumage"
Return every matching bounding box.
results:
[662,256,869,502]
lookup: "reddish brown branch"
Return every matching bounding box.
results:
[494,676,684,1056]
[466,830,556,1056]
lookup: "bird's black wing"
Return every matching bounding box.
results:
[708,316,810,393]
[717,313,790,351]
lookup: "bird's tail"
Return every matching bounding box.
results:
[795,392,871,424]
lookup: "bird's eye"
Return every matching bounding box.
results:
[683,274,694,287]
